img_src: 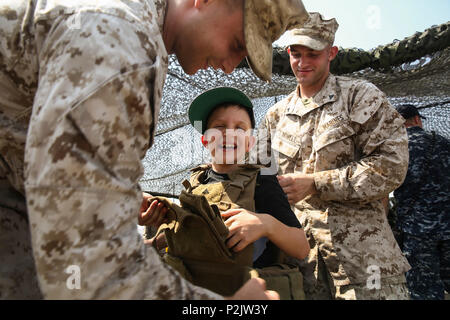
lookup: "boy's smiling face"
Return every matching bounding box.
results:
[203,105,255,170]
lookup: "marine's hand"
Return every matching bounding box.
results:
[140,192,153,215]
[138,193,169,227]
[277,173,318,204]
[226,277,279,300]
[221,209,269,252]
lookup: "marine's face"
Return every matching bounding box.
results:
[289,45,336,91]
[174,1,248,75]
[204,105,254,165]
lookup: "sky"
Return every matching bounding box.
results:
[276,0,450,50]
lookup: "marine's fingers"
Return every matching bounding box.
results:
[277,175,293,188]
[147,201,166,225]
[139,200,159,225]
[265,290,280,300]
[154,207,169,227]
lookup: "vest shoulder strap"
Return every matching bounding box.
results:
[188,165,261,210]
[188,164,212,190]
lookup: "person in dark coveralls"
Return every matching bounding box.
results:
[394,104,450,300]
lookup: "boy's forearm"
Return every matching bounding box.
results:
[264,215,309,260]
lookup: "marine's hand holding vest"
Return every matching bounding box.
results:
[138,194,169,228]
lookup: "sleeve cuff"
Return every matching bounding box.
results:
[313,169,342,201]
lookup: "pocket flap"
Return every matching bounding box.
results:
[315,122,355,152]
[272,132,300,159]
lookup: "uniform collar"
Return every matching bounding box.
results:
[286,74,339,117]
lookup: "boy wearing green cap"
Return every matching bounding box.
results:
[141,87,309,274]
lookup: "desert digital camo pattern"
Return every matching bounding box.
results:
[332,277,410,300]
[304,252,409,300]
[0,0,222,299]
[244,0,309,82]
[258,74,411,295]
[284,12,339,51]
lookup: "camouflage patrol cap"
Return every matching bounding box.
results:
[245,0,309,82]
[285,12,339,51]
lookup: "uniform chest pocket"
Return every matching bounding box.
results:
[314,122,356,167]
[272,131,300,159]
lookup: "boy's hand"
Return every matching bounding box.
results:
[221,209,269,252]
[138,192,169,227]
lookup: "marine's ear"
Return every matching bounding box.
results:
[329,46,339,62]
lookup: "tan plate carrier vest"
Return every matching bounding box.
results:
[153,165,304,299]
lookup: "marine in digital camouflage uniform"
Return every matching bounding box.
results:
[256,13,411,300]
[393,105,450,300]
[0,0,309,299]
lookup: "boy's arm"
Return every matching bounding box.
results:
[260,214,309,260]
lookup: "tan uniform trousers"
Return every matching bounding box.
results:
[0,54,42,299]
[304,252,410,300]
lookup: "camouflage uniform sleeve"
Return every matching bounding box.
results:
[24,11,222,299]
[256,111,273,165]
[255,102,284,171]
[314,83,409,202]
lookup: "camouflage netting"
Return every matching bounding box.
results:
[140,22,450,197]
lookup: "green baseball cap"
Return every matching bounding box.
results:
[188,87,255,134]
